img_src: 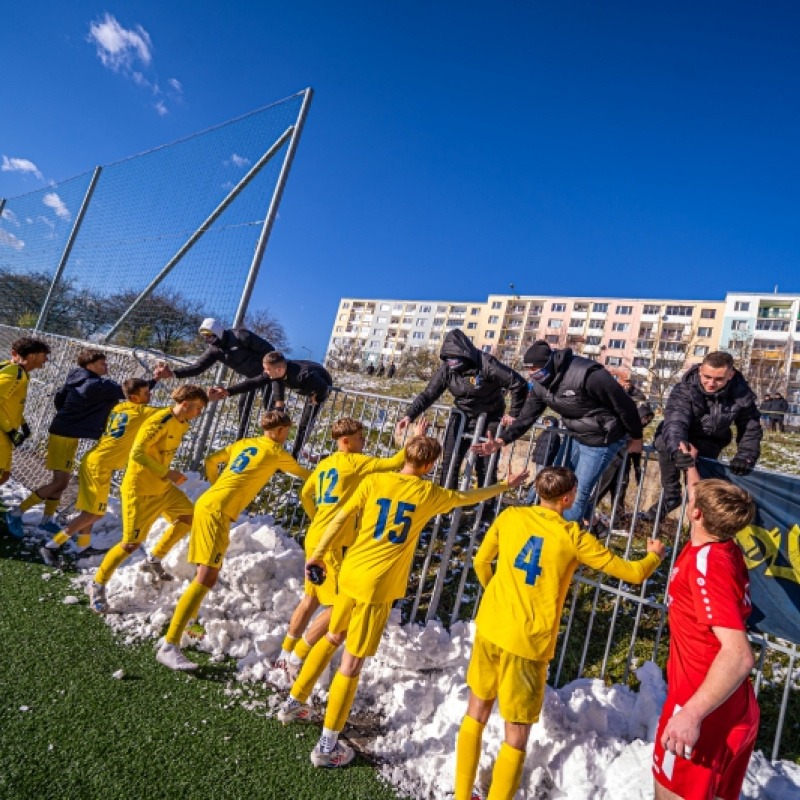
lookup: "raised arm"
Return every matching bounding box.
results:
[404,367,448,422]
[173,347,220,379]
[575,527,664,584]
[204,444,233,485]
[226,372,271,398]
[472,521,499,588]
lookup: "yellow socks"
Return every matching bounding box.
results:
[44,498,60,516]
[151,520,191,560]
[18,492,43,512]
[486,743,526,800]
[76,533,91,549]
[323,671,360,733]
[95,544,131,585]
[294,636,313,661]
[281,634,299,653]
[165,581,210,646]
[455,715,486,800]
[293,637,339,703]
[53,531,70,546]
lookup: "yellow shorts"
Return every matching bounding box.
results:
[0,434,12,473]
[46,434,79,472]
[467,631,548,725]
[188,505,233,568]
[303,548,343,607]
[76,457,113,515]
[329,592,392,659]
[121,484,193,545]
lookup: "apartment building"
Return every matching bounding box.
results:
[327,294,727,390]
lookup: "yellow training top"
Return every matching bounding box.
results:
[200,436,311,520]
[121,410,190,496]
[0,361,29,433]
[313,472,508,605]
[474,506,662,662]
[84,402,164,471]
[300,449,406,556]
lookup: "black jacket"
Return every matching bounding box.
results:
[760,398,775,418]
[405,330,528,422]
[503,349,643,447]
[173,328,274,380]
[773,397,789,416]
[228,360,333,403]
[48,367,125,440]
[532,423,562,466]
[626,385,647,402]
[659,364,762,463]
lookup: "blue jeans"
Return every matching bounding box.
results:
[563,439,625,524]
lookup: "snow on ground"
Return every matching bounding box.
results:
[3,476,800,799]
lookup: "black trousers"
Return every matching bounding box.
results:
[291,400,322,459]
[440,415,500,490]
[596,451,641,509]
[655,434,721,504]
[236,385,272,440]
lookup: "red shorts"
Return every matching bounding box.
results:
[652,694,759,800]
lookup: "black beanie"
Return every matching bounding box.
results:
[523,340,553,368]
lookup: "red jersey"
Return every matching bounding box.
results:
[665,539,756,723]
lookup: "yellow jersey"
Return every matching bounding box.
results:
[300,449,407,556]
[200,436,311,520]
[83,402,164,471]
[473,506,662,662]
[313,472,508,604]
[0,361,29,433]
[121,410,190,496]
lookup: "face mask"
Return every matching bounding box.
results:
[447,358,471,375]
[529,366,551,383]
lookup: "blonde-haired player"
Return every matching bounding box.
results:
[157,410,310,671]
[275,416,428,678]
[454,466,665,800]
[89,385,208,614]
[279,435,529,768]
[40,378,160,564]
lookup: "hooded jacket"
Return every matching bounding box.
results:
[227,360,333,403]
[658,364,762,462]
[502,349,642,447]
[48,367,126,440]
[405,330,528,422]
[173,328,275,380]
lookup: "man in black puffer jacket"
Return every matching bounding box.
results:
[397,329,528,489]
[642,351,762,520]
[472,340,643,524]
[771,392,789,433]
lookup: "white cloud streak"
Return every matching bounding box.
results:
[168,78,182,93]
[43,193,70,220]
[0,228,25,251]
[1,155,43,181]
[229,153,251,169]
[1,209,20,227]
[88,13,152,71]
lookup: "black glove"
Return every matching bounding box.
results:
[671,449,695,471]
[730,456,753,476]
[21,422,31,440]
[6,428,26,447]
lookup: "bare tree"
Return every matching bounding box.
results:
[733,335,790,397]
[396,346,439,381]
[643,324,700,410]
[244,307,290,351]
[325,339,362,372]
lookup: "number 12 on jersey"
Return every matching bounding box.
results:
[514,535,544,586]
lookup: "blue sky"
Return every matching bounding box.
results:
[2,1,800,358]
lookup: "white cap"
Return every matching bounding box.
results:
[199,318,224,339]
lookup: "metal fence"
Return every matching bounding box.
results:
[3,322,798,762]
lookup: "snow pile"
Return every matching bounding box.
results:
[4,476,800,799]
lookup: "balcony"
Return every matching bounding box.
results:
[568,326,584,334]
[583,344,601,354]
[758,307,792,319]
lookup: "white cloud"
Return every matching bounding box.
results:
[25,217,33,224]
[88,13,152,72]
[168,77,182,93]
[229,153,251,169]
[1,209,20,227]
[0,228,25,251]
[42,193,70,220]
[221,181,235,191]
[154,100,168,116]
[38,216,55,230]
[1,155,43,180]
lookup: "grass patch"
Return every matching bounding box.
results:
[0,533,407,800]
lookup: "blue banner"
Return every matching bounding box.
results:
[697,459,800,644]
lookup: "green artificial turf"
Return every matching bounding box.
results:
[0,534,407,800]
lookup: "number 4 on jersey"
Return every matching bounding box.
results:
[514,535,544,586]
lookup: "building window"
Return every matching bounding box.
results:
[415,319,426,327]
[377,316,388,324]
[420,305,431,313]
[731,320,749,331]
[467,322,477,330]
[551,303,566,312]
[756,319,790,332]
[633,356,650,367]
[593,303,609,313]
[605,356,623,366]
[700,308,716,319]
[485,330,496,339]
[608,339,626,349]
[451,306,467,313]
[482,345,492,352]
[698,327,713,338]
[643,304,660,315]
[734,301,750,312]
[694,345,710,357]
[492,301,502,309]
[335,326,343,333]
[412,332,425,340]
[569,318,584,328]
[489,315,499,324]
[612,322,630,332]
[545,334,560,344]
[615,305,633,315]
[589,319,605,329]
[471,307,480,315]
[586,336,602,345]
[433,317,445,326]
[402,316,413,324]
[436,305,447,312]
[665,305,694,316]
[530,305,543,315]
[548,319,563,328]
[394,303,404,311]
[380,303,391,311]
[342,302,350,309]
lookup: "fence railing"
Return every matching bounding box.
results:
[3,322,797,762]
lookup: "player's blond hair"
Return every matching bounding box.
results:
[694,479,755,542]
[171,384,208,405]
[535,466,578,501]
[331,418,363,439]
[405,436,442,467]
[260,410,292,430]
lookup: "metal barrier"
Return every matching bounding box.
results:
[3,321,798,761]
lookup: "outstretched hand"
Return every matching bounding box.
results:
[471,430,504,456]
[506,469,530,489]
[208,386,229,402]
[153,363,173,381]
[412,417,430,437]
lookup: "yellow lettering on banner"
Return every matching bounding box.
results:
[736,524,800,585]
